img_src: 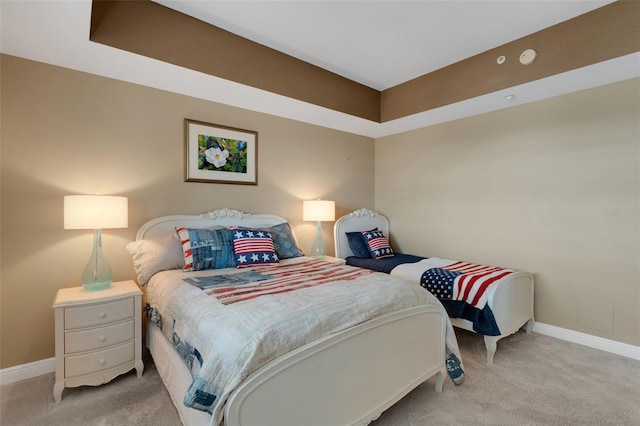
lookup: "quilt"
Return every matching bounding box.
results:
[145,257,461,426]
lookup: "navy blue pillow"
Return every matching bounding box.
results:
[346,228,377,258]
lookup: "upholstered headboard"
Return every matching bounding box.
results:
[333,208,390,258]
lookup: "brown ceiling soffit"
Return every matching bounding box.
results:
[381,0,640,122]
[90,1,638,125]
[89,0,381,122]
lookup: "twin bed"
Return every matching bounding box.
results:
[128,208,462,426]
[334,208,535,364]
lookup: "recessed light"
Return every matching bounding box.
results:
[504,94,516,101]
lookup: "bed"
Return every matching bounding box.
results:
[334,208,534,364]
[127,208,462,426]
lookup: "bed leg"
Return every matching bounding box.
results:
[484,336,498,364]
[435,369,445,393]
[524,318,535,334]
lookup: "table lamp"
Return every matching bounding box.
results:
[303,200,335,258]
[64,195,128,291]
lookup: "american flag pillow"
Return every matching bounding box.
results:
[231,227,279,268]
[361,230,394,259]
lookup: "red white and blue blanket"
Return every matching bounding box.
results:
[420,261,513,310]
[346,255,512,336]
[207,259,375,304]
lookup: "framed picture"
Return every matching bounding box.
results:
[185,119,258,185]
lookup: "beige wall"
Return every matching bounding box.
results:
[1,54,638,370]
[375,78,640,346]
[0,55,375,368]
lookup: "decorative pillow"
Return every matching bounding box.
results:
[176,227,236,272]
[346,228,378,258]
[361,230,394,259]
[126,233,185,285]
[247,222,304,259]
[231,227,279,268]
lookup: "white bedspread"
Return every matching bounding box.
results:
[146,257,460,426]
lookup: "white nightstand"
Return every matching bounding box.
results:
[52,280,144,403]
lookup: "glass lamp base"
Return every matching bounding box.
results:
[81,229,113,291]
[82,280,112,292]
[309,221,327,258]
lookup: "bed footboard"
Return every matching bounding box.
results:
[451,271,534,363]
[225,305,447,426]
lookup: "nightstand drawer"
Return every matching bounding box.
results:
[65,298,134,330]
[65,320,135,354]
[65,341,135,378]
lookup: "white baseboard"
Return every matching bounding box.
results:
[0,357,54,385]
[533,322,640,361]
[1,324,638,385]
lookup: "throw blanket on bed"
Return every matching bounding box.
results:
[420,261,513,310]
[347,256,509,336]
[145,257,462,426]
[208,259,375,304]
[394,258,511,336]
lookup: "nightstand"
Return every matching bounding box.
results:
[52,280,143,403]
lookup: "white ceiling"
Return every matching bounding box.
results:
[1,0,638,138]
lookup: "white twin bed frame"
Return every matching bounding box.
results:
[136,208,449,426]
[334,208,535,364]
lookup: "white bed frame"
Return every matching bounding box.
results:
[334,208,535,364]
[136,208,449,426]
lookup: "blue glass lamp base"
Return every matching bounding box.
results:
[81,229,113,291]
[82,280,112,292]
[309,221,327,258]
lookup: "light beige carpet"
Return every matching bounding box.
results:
[1,329,638,425]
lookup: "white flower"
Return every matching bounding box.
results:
[204,147,229,168]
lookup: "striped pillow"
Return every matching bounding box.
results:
[361,230,394,259]
[231,227,279,268]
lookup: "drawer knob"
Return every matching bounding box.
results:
[99,359,106,366]
[99,312,107,319]
[99,335,107,342]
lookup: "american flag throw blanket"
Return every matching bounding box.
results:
[208,258,375,304]
[421,261,513,310]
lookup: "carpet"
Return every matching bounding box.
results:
[1,329,638,425]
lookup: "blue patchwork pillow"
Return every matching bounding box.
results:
[346,228,378,258]
[231,227,279,268]
[257,222,304,259]
[361,230,394,259]
[176,227,236,271]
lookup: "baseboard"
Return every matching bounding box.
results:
[533,322,640,361]
[0,357,55,385]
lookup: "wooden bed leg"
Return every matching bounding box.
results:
[484,336,498,364]
[435,370,445,393]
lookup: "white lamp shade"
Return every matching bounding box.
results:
[303,200,335,222]
[64,195,128,229]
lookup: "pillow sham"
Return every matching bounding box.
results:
[250,222,304,259]
[346,228,377,258]
[231,227,279,268]
[126,233,185,285]
[176,227,236,272]
[361,230,394,259]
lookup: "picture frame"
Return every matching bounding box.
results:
[185,118,258,185]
